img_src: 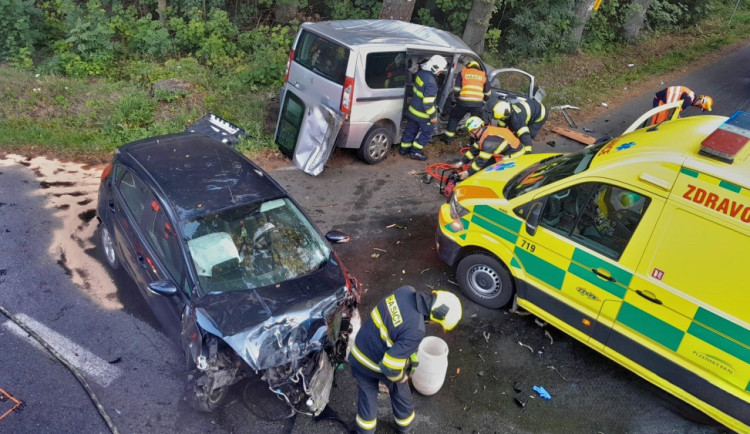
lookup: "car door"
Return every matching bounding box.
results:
[518,181,662,349]
[112,167,188,339]
[483,68,542,122]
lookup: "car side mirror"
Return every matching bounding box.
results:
[148,280,178,296]
[526,201,543,236]
[325,230,350,244]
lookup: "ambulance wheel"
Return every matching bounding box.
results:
[456,253,514,309]
[359,126,392,164]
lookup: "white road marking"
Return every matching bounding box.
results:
[2,314,122,387]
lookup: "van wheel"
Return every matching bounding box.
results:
[359,126,392,164]
[456,253,514,308]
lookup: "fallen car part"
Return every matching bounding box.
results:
[550,105,580,129]
[550,126,597,146]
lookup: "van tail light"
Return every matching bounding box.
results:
[284,49,294,83]
[340,76,354,116]
[100,164,113,183]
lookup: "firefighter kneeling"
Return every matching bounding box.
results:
[349,286,462,433]
[453,116,531,180]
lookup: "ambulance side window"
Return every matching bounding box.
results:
[539,183,650,259]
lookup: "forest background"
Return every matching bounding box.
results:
[1,0,749,162]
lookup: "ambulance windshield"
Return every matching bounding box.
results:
[504,141,606,199]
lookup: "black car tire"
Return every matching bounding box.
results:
[359,126,393,164]
[99,224,120,270]
[456,253,514,309]
[187,376,229,413]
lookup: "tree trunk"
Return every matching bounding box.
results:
[157,0,167,24]
[622,0,655,42]
[462,0,496,55]
[571,0,596,48]
[275,0,299,23]
[379,0,416,21]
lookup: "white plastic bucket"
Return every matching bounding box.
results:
[411,336,449,396]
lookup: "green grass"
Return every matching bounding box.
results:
[1,3,750,163]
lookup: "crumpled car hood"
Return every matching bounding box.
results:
[192,260,350,371]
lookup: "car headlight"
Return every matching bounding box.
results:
[449,193,469,220]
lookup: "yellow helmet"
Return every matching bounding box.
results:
[465,116,484,132]
[695,95,713,112]
[467,60,481,69]
[494,101,512,120]
[430,290,462,331]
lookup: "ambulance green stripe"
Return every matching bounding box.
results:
[571,248,633,287]
[680,167,700,177]
[567,262,627,299]
[473,205,522,232]
[515,248,565,290]
[718,180,742,193]
[471,214,516,243]
[688,322,750,366]
[692,308,750,358]
[618,303,684,351]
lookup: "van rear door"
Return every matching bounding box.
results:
[275,29,350,175]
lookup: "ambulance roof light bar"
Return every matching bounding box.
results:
[700,111,750,164]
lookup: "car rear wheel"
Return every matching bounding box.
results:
[456,253,514,308]
[359,126,393,164]
[99,224,120,270]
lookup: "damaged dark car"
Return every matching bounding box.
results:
[96,116,361,416]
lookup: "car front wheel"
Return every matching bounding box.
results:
[99,224,120,270]
[359,126,393,164]
[187,375,229,413]
[456,253,514,308]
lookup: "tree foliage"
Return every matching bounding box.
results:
[0,0,733,80]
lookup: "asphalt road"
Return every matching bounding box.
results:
[1,42,748,433]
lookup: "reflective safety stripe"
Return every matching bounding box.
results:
[519,101,532,124]
[409,106,431,119]
[357,414,377,430]
[423,96,436,104]
[412,142,424,150]
[445,131,455,137]
[400,142,412,149]
[537,103,546,122]
[382,353,407,370]
[395,411,415,427]
[351,345,381,372]
[414,89,424,98]
[478,150,493,159]
[471,161,481,172]
[517,126,530,136]
[371,307,394,348]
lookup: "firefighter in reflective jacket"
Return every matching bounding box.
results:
[453,116,530,180]
[400,55,448,161]
[444,60,490,141]
[650,85,713,125]
[349,286,462,433]
[493,99,548,148]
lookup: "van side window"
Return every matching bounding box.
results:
[366,52,406,89]
[539,183,650,259]
[294,30,349,85]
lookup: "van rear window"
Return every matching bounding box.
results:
[294,30,349,85]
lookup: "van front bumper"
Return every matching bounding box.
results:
[435,223,461,267]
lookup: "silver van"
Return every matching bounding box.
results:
[274,19,545,175]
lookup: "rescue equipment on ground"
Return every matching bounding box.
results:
[411,336,449,396]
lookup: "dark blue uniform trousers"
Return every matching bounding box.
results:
[400,117,434,153]
[351,360,414,433]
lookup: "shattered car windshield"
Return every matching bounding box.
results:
[503,141,606,200]
[181,198,330,294]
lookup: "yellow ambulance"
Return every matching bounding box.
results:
[435,110,750,431]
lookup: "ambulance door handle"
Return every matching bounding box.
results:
[591,268,616,282]
[636,289,663,305]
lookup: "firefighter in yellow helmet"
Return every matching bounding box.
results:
[492,99,548,150]
[349,286,462,433]
[650,85,713,125]
[453,116,532,180]
[443,59,490,143]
